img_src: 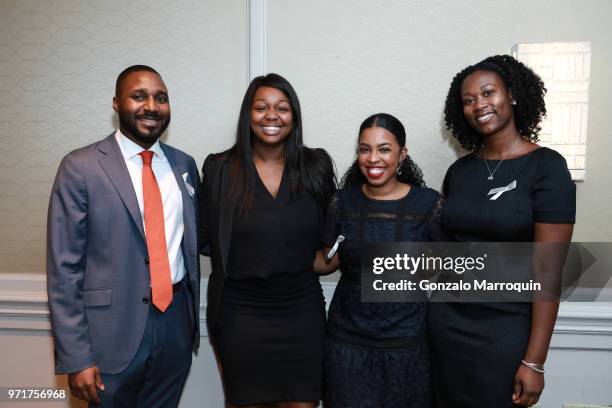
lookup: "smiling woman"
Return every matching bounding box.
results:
[430,55,576,408]
[461,70,516,139]
[198,73,336,408]
[250,86,293,147]
[315,113,446,408]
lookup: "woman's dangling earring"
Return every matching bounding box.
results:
[396,156,406,176]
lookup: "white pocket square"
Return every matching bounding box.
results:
[182,172,195,197]
[487,180,516,200]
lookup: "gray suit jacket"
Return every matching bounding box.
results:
[47,133,200,375]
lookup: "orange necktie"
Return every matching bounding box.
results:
[139,151,172,312]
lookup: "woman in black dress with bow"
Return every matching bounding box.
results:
[199,73,336,408]
[429,55,576,407]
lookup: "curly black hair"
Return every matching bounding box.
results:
[443,54,547,152]
[341,113,425,188]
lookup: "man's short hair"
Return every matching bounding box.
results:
[115,65,162,97]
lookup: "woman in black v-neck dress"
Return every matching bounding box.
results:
[429,55,575,408]
[199,74,336,408]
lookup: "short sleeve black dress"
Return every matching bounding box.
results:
[323,184,445,408]
[428,147,576,408]
[212,169,327,406]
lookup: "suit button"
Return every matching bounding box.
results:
[144,257,149,264]
[142,297,149,304]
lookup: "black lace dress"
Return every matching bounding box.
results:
[323,184,445,408]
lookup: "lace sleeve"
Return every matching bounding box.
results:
[427,195,448,242]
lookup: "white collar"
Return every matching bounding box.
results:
[115,129,165,160]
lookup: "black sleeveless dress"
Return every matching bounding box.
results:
[428,147,576,407]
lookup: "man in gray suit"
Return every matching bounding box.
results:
[47,65,200,407]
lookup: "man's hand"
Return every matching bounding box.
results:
[68,365,104,405]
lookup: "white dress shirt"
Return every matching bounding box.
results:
[115,130,186,284]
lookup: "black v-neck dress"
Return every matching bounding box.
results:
[212,169,326,406]
[428,147,576,407]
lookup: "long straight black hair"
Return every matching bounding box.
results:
[341,113,425,188]
[227,73,336,217]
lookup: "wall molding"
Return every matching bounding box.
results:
[0,273,50,332]
[1,273,611,350]
[248,0,267,80]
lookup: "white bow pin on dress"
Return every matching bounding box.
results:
[487,180,517,201]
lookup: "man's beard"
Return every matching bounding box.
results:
[119,112,170,145]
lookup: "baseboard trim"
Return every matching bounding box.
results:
[1,274,611,350]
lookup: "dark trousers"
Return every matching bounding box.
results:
[94,282,195,408]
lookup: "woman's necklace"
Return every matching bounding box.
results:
[482,137,521,181]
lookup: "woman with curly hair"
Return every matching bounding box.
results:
[429,55,576,407]
[315,113,445,408]
[199,73,336,407]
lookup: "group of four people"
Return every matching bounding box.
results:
[47,54,575,408]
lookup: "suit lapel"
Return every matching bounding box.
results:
[162,143,197,266]
[97,134,146,241]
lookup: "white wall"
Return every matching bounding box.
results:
[266,0,612,242]
[0,0,248,274]
[2,0,611,264]
[3,0,612,276]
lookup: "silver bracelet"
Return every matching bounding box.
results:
[521,359,545,374]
